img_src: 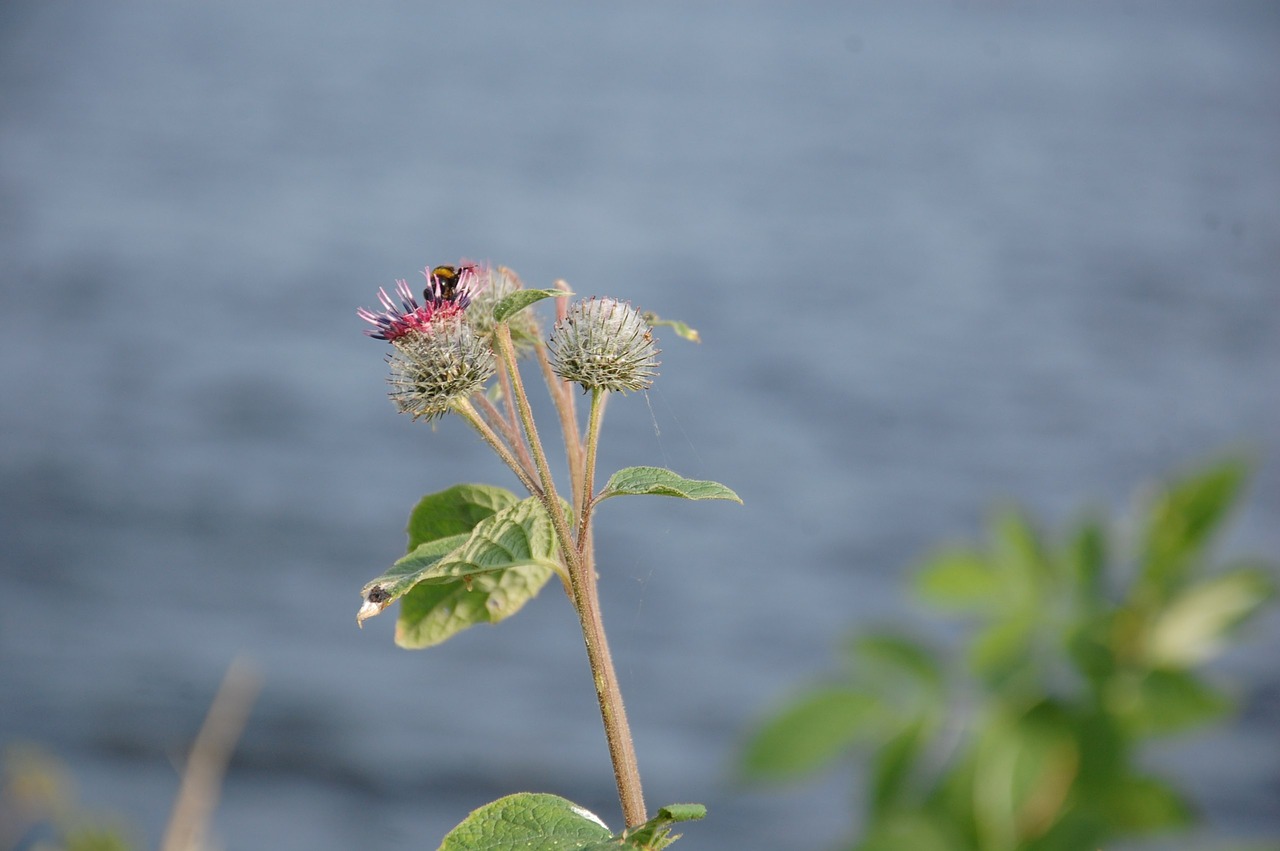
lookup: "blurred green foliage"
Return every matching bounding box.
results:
[742,458,1275,851]
[0,747,135,851]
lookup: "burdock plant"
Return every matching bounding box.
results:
[355,262,738,850]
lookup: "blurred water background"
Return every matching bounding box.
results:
[1,2,1277,848]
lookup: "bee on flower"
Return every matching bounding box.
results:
[357,262,494,420]
[357,264,481,342]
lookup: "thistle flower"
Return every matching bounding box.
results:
[358,263,493,419]
[357,264,482,343]
[386,322,495,420]
[548,297,659,393]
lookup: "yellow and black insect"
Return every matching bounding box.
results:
[427,264,474,303]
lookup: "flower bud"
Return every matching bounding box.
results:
[548,297,659,393]
[386,321,495,420]
[466,264,541,353]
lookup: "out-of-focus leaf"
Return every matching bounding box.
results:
[869,722,929,818]
[1146,568,1274,666]
[1103,775,1194,833]
[915,549,1004,610]
[1009,703,1080,841]
[857,813,958,851]
[1128,669,1231,735]
[1066,619,1116,689]
[1068,516,1107,604]
[1140,459,1249,598]
[740,687,882,781]
[992,508,1053,583]
[969,616,1036,687]
[970,719,1023,851]
[847,634,945,705]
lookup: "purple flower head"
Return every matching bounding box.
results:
[357,263,484,343]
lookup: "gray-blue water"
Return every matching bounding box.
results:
[2,3,1278,849]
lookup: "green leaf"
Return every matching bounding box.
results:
[597,467,741,504]
[437,793,612,850]
[847,634,945,701]
[620,803,706,850]
[991,507,1055,589]
[407,484,520,551]
[1145,568,1274,667]
[397,498,559,647]
[740,687,881,780]
[642,311,701,343]
[856,813,956,851]
[357,534,470,625]
[1103,774,1194,833]
[869,722,928,817]
[493,288,569,324]
[650,804,705,824]
[395,563,556,648]
[408,497,559,582]
[914,549,1004,610]
[1140,458,1250,598]
[358,498,559,643]
[969,615,1036,687]
[1068,516,1108,604]
[1129,669,1231,735]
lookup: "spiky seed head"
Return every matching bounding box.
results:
[386,321,495,420]
[548,297,659,393]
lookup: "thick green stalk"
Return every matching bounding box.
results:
[492,324,648,827]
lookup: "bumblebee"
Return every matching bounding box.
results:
[427,264,475,303]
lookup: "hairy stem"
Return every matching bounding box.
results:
[472,392,537,484]
[577,388,607,549]
[453,398,542,499]
[493,323,647,827]
[537,343,584,512]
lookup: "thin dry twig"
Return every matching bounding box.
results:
[160,658,261,851]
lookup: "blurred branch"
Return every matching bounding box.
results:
[160,659,260,851]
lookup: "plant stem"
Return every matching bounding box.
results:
[495,354,522,437]
[577,388,607,548]
[453,399,542,499]
[493,324,648,827]
[472,392,537,484]
[537,343,584,514]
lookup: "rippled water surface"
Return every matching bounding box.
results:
[2,3,1278,848]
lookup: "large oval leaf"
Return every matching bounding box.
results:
[396,562,556,648]
[407,484,519,551]
[358,498,560,643]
